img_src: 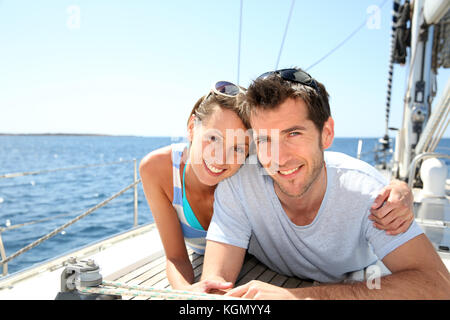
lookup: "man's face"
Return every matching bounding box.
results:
[250,97,334,198]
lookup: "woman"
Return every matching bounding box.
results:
[140,81,250,291]
[140,81,414,291]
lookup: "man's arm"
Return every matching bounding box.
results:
[200,240,247,288]
[226,234,450,299]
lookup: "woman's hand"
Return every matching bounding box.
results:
[225,280,294,300]
[186,279,233,294]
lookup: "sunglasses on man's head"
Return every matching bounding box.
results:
[257,68,319,92]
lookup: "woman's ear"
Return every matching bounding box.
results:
[321,117,334,150]
[187,114,196,143]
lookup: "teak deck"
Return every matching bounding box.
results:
[104,250,314,300]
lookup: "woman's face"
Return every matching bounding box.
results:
[188,106,250,186]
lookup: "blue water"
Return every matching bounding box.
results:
[0,135,449,276]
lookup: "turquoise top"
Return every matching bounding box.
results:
[171,143,207,254]
[182,160,205,231]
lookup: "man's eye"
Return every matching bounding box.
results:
[256,137,268,144]
[289,131,301,137]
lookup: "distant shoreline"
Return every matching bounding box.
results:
[0,133,114,136]
[1,133,448,139]
[0,133,181,138]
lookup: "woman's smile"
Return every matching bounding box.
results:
[203,158,227,176]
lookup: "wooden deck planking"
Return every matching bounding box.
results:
[235,261,268,286]
[113,255,166,284]
[270,274,289,287]
[106,250,313,299]
[256,269,277,283]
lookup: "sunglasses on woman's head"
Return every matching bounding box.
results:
[204,81,246,101]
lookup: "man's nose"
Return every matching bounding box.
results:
[275,140,293,169]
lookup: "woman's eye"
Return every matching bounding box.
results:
[234,146,245,154]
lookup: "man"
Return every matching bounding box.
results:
[198,68,450,299]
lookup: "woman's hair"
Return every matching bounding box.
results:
[187,91,250,129]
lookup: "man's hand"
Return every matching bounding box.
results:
[187,279,233,294]
[225,280,295,300]
[369,179,414,235]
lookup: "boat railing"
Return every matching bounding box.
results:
[0,159,142,277]
[356,138,394,171]
[407,152,450,188]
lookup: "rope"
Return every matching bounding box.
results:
[0,211,81,233]
[79,286,188,300]
[0,159,135,179]
[306,0,389,71]
[84,281,245,300]
[275,0,296,70]
[426,91,450,152]
[429,117,449,152]
[0,179,141,266]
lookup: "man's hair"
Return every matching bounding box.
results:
[244,70,331,132]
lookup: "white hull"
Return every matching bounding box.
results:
[0,224,163,299]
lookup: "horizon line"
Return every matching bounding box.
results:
[0,132,431,139]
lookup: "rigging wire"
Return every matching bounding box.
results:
[275,0,296,70]
[237,0,243,85]
[305,0,389,71]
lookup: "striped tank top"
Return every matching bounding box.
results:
[171,143,207,254]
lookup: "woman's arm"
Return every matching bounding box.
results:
[139,149,194,290]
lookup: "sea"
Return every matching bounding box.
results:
[0,135,449,277]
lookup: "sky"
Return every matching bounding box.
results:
[0,0,448,138]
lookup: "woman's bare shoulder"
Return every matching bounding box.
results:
[139,145,173,181]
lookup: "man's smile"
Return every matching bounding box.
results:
[277,165,303,178]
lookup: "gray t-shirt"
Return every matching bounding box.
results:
[206,151,424,283]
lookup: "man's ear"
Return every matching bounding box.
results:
[187,115,196,143]
[321,117,334,150]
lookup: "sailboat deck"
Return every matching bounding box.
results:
[104,250,314,300]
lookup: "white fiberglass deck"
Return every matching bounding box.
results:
[0,224,313,300]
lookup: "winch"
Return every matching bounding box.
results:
[55,257,121,300]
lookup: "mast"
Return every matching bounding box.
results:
[393,0,450,181]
